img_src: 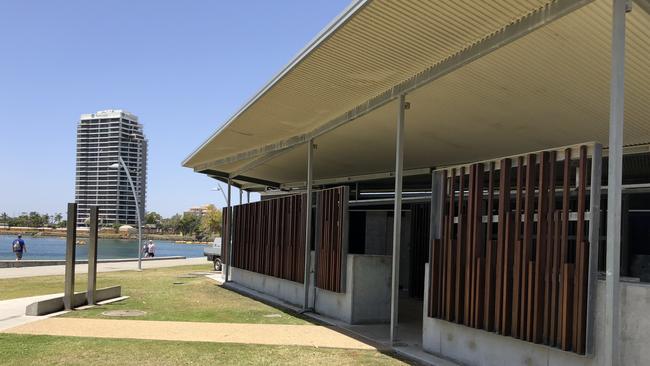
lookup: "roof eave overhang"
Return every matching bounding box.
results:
[182,0,370,168]
[185,0,594,175]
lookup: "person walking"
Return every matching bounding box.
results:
[142,243,149,258]
[11,234,26,261]
[147,240,156,258]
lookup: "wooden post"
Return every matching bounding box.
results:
[64,203,77,310]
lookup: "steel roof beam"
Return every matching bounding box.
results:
[192,0,593,171]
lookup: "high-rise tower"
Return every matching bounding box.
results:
[75,110,147,226]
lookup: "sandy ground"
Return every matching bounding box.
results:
[3,317,376,350]
[0,257,208,279]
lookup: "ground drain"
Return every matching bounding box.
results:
[102,310,147,317]
[173,282,185,285]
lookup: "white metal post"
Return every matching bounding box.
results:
[390,95,406,343]
[225,177,232,282]
[303,140,314,311]
[119,156,142,271]
[605,0,627,365]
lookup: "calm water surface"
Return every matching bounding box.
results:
[0,235,206,260]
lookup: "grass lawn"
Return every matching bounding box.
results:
[0,334,410,366]
[1,264,308,324]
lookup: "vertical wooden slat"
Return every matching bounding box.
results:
[532,152,550,343]
[550,210,562,346]
[521,154,536,338]
[446,170,457,321]
[512,239,522,337]
[495,158,511,333]
[501,212,515,335]
[512,157,524,338]
[558,148,571,344]
[574,146,588,353]
[561,263,574,351]
[543,151,557,344]
[465,165,475,326]
[456,168,466,324]
[473,164,485,328]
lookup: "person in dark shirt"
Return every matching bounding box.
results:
[12,234,26,261]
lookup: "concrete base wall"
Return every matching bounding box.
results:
[351,254,391,323]
[230,266,314,308]
[314,254,391,324]
[422,264,650,366]
[231,253,391,324]
[25,286,121,316]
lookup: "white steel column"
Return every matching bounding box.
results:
[605,0,627,365]
[225,177,233,282]
[303,140,314,310]
[390,95,406,343]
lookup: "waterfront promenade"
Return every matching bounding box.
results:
[0,257,206,279]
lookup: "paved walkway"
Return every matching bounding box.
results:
[0,257,207,279]
[0,294,63,331]
[3,318,376,350]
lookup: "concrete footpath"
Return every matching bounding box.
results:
[0,294,63,331]
[0,257,207,279]
[3,317,376,350]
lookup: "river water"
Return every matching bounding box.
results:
[0,235,206,260]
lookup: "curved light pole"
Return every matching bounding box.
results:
[110,156,142,270]
[211,185,228,203]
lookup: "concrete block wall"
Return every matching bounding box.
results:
[423,264,650,366]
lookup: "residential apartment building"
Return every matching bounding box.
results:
[75,110,147,227]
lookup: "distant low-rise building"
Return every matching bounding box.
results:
[184,204,211,217]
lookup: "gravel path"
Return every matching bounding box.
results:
[3,317,376,350]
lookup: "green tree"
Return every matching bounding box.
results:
[160,214,182,233]
[112,222,121,232]
[145,211,163,226]
[199,205,222,237]
[54,213,63,226]
[178,213,201,238]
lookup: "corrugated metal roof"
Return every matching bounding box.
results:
[186,0,650,187]
[184,0,554,168]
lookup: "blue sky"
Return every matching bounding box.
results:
[0,0,351,217]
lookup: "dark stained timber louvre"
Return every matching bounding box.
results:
[410,203,431,299]
[315,186,349,293]
[230,194,306,283]
[427,143,601,355]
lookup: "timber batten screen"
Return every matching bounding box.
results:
[315,186,349,293]
[231,194,307,283]
[428,143,602,355]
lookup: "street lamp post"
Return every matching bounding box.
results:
[110,156,142,270]
[211,185,228,203]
